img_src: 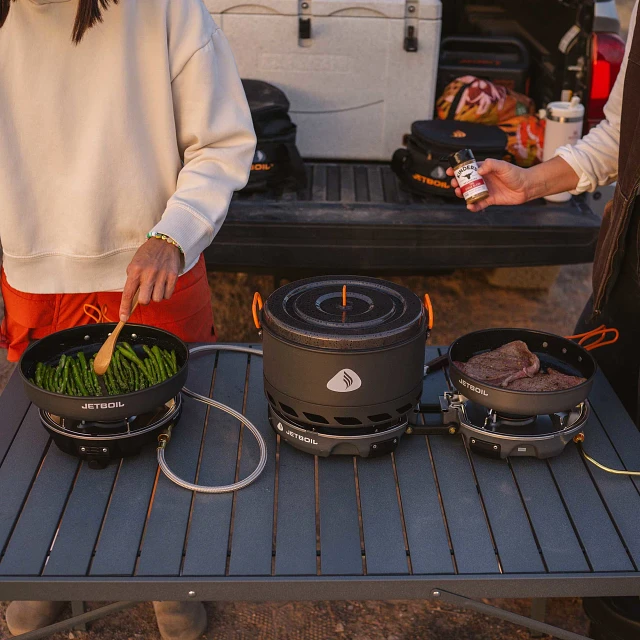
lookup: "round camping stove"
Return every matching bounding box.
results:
[40,395,182,468]
[258,275,431,457]
[441,392,589,459]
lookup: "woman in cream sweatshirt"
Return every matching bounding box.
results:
[0,0,255,637]
[0,0,256,359]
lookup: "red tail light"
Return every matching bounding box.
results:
[587,32,625,130]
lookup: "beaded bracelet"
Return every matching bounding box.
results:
[147,232,184,254]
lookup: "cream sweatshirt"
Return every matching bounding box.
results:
[0,0,256,293]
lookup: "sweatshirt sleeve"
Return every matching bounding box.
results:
[554,0,637,195]
[150,27,257,272]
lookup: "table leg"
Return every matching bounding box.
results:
[70,602,87,632]
[530,599,547,638]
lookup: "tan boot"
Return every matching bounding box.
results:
[153,601,207,640]
[5,601,66,636]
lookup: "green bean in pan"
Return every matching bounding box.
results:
[151,346,168,381]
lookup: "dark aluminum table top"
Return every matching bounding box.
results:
[1,346,640,603]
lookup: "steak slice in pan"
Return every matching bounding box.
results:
[508,368,587,392]
[454,340,541,388]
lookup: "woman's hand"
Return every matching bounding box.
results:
[446,158,533,212]
[120,238,182,321]
[446,156,581,212]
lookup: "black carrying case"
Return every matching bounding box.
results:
[391,120,508,199]
[242,79,307,192]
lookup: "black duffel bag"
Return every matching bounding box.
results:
[391,120,509,198]
[242,79,307,192]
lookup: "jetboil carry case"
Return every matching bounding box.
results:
[242,79,307,192]
[391,120,508,198]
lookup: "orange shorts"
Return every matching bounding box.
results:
[0,255,216,362]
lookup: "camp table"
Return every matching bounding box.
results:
[1,346,640,640]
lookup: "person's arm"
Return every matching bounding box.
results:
[446,156,580,212]
[448,0,636,212]
[119,27,256,320]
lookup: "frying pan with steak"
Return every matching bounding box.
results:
[448,328,597,415]
[20,324,188,421]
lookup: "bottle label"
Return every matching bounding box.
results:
[454,161,488,200]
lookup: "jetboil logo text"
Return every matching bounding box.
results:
[457,378,489,397]
[327,369,362,393]
[81,401,126,409]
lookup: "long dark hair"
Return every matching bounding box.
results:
[0,0,118,43]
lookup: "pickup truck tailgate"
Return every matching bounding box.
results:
[206,162,601,273]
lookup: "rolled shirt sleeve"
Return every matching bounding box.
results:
[555,0,637,195]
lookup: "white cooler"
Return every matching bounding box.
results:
[205,0,442,160]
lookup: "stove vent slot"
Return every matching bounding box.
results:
[335,417,362,426]
[303,412,329,425]
[267,392,276,405]
[396,403,413,414]
[368,413,393,423]
[279,403,299,418]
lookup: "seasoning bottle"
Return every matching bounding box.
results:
[449,149,489,205]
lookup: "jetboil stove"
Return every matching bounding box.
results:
[255,279,597,460]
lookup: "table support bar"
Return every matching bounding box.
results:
[431,589,590,640]
[12,601,139,640]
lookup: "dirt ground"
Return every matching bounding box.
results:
[0,264,595,640]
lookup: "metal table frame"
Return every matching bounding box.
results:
[2,346,640,639]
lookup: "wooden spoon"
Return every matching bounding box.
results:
[93,290,139,376]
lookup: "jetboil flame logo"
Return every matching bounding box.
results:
[326,369,362,393]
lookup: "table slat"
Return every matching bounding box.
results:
[0,372,31,464]
[0,406,50,559]
[312,165,327,202]
[89,446,159,576]
[178,352,248,577]
[509,457,590,573]
[357,455,409,575]
[424,351,499,575]
[0,445,79,576]
[318,457,364,576]
[341,165,356,203]
[366,166,385,203]
[548,444,634,572]
[44,461,119,576]
[135,353,216,576]
[228,355,278,577]
[394,435,456,575]
[469,454,545,574]
[274,444,317,576]
[576,414,640,568]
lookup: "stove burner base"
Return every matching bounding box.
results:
[268,405,407,457]
[40,395,182,468]
[441,392,589,459]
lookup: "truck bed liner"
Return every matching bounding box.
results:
[205,162,601,273]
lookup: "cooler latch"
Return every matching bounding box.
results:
[299,0,312,46]
[404,0,419,52]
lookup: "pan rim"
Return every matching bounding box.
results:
[19,323,189,401]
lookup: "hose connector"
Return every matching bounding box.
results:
[158,424,174,448]
[573,432,585,444]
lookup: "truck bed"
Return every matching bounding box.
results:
[205,161,601,274]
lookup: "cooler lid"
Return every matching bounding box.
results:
[205,0,440,19]
[262,276,426,349]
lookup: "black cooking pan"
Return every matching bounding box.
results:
[448,328,597,415]
[20,324,188,421]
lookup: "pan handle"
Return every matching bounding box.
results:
[252,292,264,333]
[423,294,434,331]
[565,325,619,351]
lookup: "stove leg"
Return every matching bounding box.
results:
[71,602,87,631]
[530,599,547,638]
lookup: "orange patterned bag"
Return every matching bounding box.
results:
[436,76,535,124]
